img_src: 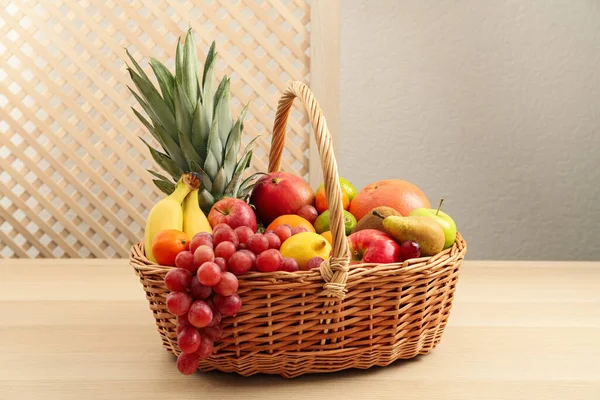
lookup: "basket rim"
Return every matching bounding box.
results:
[130,232,466,283]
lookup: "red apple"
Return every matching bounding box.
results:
[208,198,257,232]
[347,229,401,264]
[250,172,315,224]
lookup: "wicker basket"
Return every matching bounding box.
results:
[130,81,467,378]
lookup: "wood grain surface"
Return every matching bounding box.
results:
[1,260,599,399]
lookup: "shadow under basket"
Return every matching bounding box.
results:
[129,81,467,378]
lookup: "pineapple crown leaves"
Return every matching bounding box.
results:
[125,29,258,210]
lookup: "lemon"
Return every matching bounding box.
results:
[317,177,357,201]
[280,232,332,270]
[314,210,357,235]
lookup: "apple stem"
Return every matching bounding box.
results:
[372,210,385,219]
[436,199,444,216]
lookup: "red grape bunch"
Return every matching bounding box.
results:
[165,227,242,375]
[164,223,311,375]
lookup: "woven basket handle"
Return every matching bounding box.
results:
[269,81,350,300]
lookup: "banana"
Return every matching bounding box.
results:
[144,173,200,262]
[183,189,212,237]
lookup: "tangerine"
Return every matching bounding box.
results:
[152,229,191,266]
[315,187,350,214]
[266,215,316,233]
[349,179,430,221]
[320,231,333,246]
[316,177,357,201]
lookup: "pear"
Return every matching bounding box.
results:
[374,212,446,256]
[352,206,400,234]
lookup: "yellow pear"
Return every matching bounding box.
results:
[375,212,445,257]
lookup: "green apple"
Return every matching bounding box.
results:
[409,199,457,249]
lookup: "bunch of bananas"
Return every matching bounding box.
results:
[144,173,212,262]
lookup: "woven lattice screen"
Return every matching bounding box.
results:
[0,0,311,258]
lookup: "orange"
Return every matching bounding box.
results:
[266,214,316,233]
[320,231,333,246]
[349,179,430,221]
[151,229,190,266]
[315,187,349,214]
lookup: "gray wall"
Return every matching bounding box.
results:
[338,0,600,260]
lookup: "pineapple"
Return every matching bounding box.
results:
[125,29,260,213]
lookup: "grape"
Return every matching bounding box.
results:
[273,225,292,244]
[297,205,318,224]
[291,226,308,235]
[247,234,269,255]
[193,232,213,241]
[264,232,281,250]
[399,241,421,261]
[237,249,257,270]
[188,300,214,328]
[174,251,195,272]
[178,314,191,326]
[177,352,200,375]
[193,245,215,267]
[213,293,242,316]
[227,251,252,275]
[195,335,214,359]
[306,256,324,270]
[166,292,192,316]
[197,262,222,287]
[256,249,283,272]
[211,223,231,233]
[213,229,239,248]
[281,257,299,272]
[203,325,223,342]
[190,232,213,253]
[234,226,254,248]
[189,276,212,300]
[214,257,227,272]
[207,310,221,327]
[214,271,239,296]
[214,241,236,261]
[177,326,201,354]
[176,314,191,335]
[204,297,216,311]
[164,268,192,292]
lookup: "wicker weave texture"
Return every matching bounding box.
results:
[131,236,465,377]
[129,82,467,377]
[0,0,310,258]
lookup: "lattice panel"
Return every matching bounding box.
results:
[0,0,311,258]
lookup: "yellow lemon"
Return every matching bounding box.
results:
[280,232,332,270]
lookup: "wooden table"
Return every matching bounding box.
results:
[1,260,599,400]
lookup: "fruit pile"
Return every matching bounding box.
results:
[129,30,460,376]
[144,173,458,377]
[146,172,459,372]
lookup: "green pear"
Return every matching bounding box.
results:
[374,212,446,256]
[410,199,457,249]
